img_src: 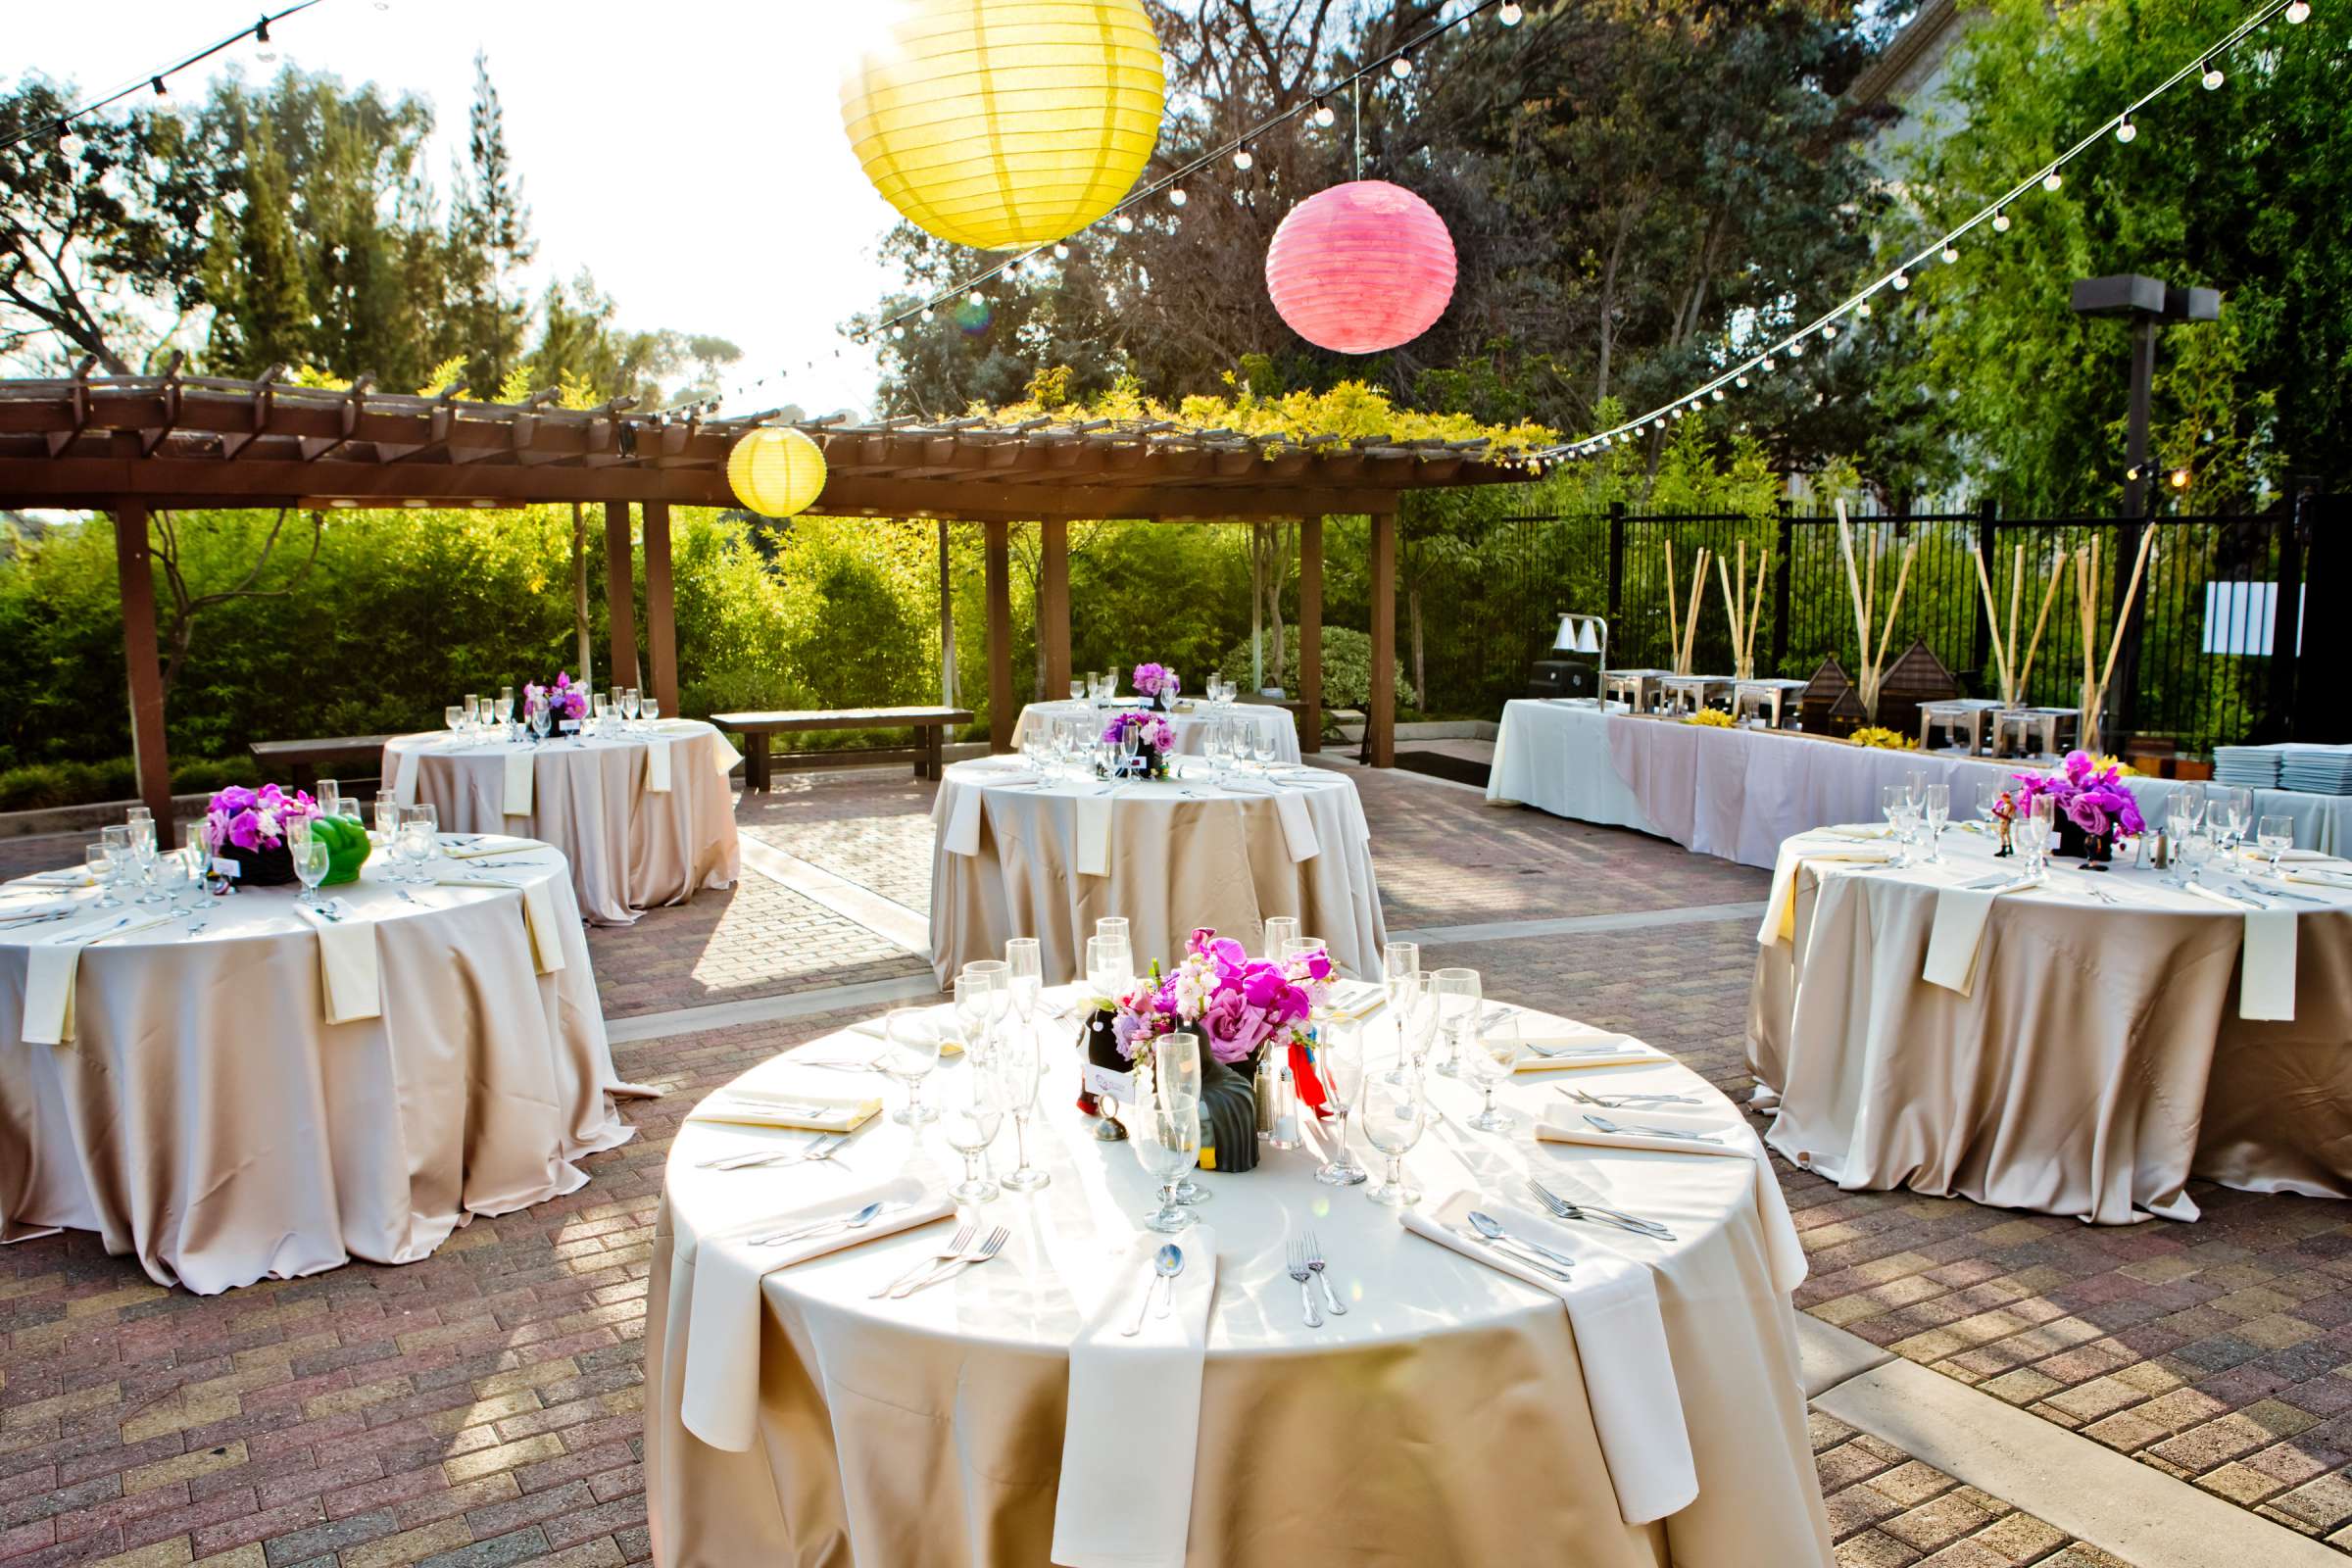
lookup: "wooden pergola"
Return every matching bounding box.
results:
[0,368,1531,844]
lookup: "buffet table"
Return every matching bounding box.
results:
[384,720,742,924]
[1489,699,2352,868]
[0,842,647,1293]
[928,758,1384,985]
[1748,825,2352,1223]
[1012,700,1303,765]
[644,992,1832,1568]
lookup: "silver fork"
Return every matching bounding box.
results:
[1286,1239,1323,1328]
[1526,1179,1676,1242]
[892,1225,1009,1298]
[1565,1088,1700,1108]
[872,1224,975,1298]
[697,1132,848,1171]
[1303,1230,1347,1317]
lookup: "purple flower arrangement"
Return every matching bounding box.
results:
[1132,662,1181,701]
[205,782,317,852]
[1109,927,1334,1067]
[524,672,589,721]
[1101,710,1176,752]
[2012,750,2145,841]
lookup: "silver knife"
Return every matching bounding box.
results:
[1451,1224,1574,1283]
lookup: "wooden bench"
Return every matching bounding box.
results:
[710,708,974,791]
[249,734,397,792]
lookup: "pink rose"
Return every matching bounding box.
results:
[1199,993,1272,1063]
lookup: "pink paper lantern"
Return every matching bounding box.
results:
[1265,180,1457,355]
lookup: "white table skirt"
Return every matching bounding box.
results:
[383,720,742,924]
[0,848,646,1293]
[643,992,1833,1568]
[929,760,1384,986]
[1013,701,1305,765]
[1489,700,2352,869]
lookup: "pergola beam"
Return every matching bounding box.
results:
[112,503,176,846]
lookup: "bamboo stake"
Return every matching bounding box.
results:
[1970,546,2015,706]
[1745,548,1771,679]
[1716,546,1743,679]
[2083,526,2156,743]
[1680,549,1709,675]
[2014,559,2065,700]
[1665,541,1683,677]
[1868,540,1918,718]
[2006,543,2025,700]
[1835,501,1871,676]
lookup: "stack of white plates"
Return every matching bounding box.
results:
[2212,746,2282,789]
[2279,746,2352,796]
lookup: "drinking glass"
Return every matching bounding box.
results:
[173,840,211,932]
[2023,796,2054,877]
[1920,783,1950,864]
[1250,722,1278,771]
[1069,679,1085,702]
[881,1006,942,1125]
[291,826,330,908]
[475,696,496,730]
[938,1061,1005,1204]
[1904,767,1927,807]
[592,694,611,735]
[2212,787,2252,852]
[997,1016,1049,1193]
[1261,915,1299,961]
[2180,828,2217,887]
[527,695,552,742]
[621,687,642,730]
[1150,1029,1211,1203]
[1382,940,1419,992]
[462,694,479,731]
[99,823,134,906]
[374,793,400,842]
[493,692,514,732]
[128,814,165,904]
[1359,1051,1429,1207]
[1975,780,2006,827]
[642,696,660,724]
[1431,965,1480,1078]
[956,962,1010,1057]
[445,705,466,736]
[86,843,121,907]
[1314,1015,1369,1185]
[1093,915,1129,948]
[2164,795,2206,885]
[1466,1015,1521,1131]
[1084,935,1133,1001]
[1132,1090,1200,1233]
[398,805,437,884]
[1881,781,1909,851]
[1004,937,1043,1031]
[2259,814,2294,875]
[1281,936,1327,967]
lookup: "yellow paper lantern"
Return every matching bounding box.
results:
[727,427,828,518]
[841,0,1166,252]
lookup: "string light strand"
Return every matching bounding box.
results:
[0,2,326,154]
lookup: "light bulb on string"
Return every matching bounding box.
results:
[1760,355,1776,372]
[1168,187,1188,207]
[921,307,936,322]
[1788,338,1805,357]
[1499,1,1524,23]
[1992,209,2011,232]
[1313,103,1336,127]
[1711,388,1726,401]
[2042,170,2064,191]
[1823,322,1838,339]
[1114,214,1134,232]
[1857,300,1873,318]
[1735,374,1750,389]
[1233,148,1253,171]
[1891,270,1910,291]
[1941,242,1960,264]
[967,291,986,308]
[2115,114,2136,143]
[1392,55,1413,78]
[2286,0,2310,22]
[2202,61,2225,88]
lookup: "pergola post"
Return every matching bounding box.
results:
[603,501,638,692]
[112,502,176,847]
[938,520,958,707]
[1040,517,1071,700]
[1298,515,1324,755]
[642,499,678,717]
[985,520,1014,753]
[1368,511,1396,767]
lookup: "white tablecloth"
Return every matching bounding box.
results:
[1489,700,2352,869]
[643,992,1833,1568]
[383,719,741,924]
[1013,701,1304,765]
[928,760,1385,985]
[0,843,647,1293]
[1748,824,2352,1222]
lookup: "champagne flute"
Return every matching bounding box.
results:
[1921,783,1950,865]
[881,1006,942,1125]
[1431,966,1480,1078]
[998,1015,1049,1193]
[1154,1029,1209,1204]
[1004,936,1043,1028]
[1314,1016,1369,1185]
[1133,1088,1200,1233]
[128,814,165,905]
[956,965,1007,1060]
[938,1057,1005,1204]
[1465,1015,1521,1132]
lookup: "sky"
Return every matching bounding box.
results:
[8,0,916,416]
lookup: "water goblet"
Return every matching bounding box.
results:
[1132,1089,1200,1233]
[398,805,438,884]
[1250,722,1278,772]
[1359,1058,1429,1207]
[2258,814,2294,876]
[592,694,611,736]
[445,705,466,737]
[1881,783,1913,865]
[957,961,1010,1058]
[880,1006,942,1125]
[2179,827,2217,887]
[493,692,514,734]
[2022,796,2054,877]
[641,696,660,725]
[2212,787,2252,853]
[938,1059,1006,1205]
[128,815,166,905]
[2164,794,2206,885]
[621,687,642,732]
[291,823,330,908]
[1150,1030,1211,1204]
[1069,679,1085,702]
[1465,1015,1522,1132]
[1430,965,1480,1078]
[526,695,552,743]
[1314,1016,1369,1186]
[86,842,122,907]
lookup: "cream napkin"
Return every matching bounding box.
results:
[21,912,175,1047]
[0,894,86,921]
[1537,1108,1808,1295]
[845,1011,964,1055]
[686,1086,882,1135]
[1401,1195,1695,1525]
[296,901,380,1024]
[2283,868,2352,890]
[502,750,534,816]
[1220,779,1319,860]
[678,1176,952,1451]
[1759,841,1893,944]
[442,836,541,860]
[1052,1226,1219,1568]
[942,782,986,858]
[20,868,96,888]
[1073,794,1113,878]
[1923,874,2040,996]
[645,737,673,794]
[1513,1032,1670,1073]
[428,873,566,972]
[2182,882,2297,1020]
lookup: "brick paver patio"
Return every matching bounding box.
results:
[3,760,2347,1564]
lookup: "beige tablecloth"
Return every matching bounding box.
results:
[643,993,1832,1568]
[1748,827,2352,1222]
[0,848,649,1294]
[928,760,1386,985]
[1012,701,1304,765]
[384,720,741,925]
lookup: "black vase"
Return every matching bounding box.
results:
[1197,1054,1259,1173]
[222,841,296,886]
[2055,817,2111,866]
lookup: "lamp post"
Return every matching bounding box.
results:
[2067,274,2220,744]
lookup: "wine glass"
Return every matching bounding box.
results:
[1004,936,1043,1026]
[1250,721,1278,772]
[445,705,466,738]
[128,814,165,905]
[881,1007,942,1125]
[2259,813,2294,876]
[290,817,330,908]
[86,842,122,908]
[1975,780,2006,829]
[374,793,401,844]
[642,695,661,725]
[2022,796,2054,877]
[938,1057,1006,1204]
[1431,966,1480,1078]
[591,693,611,736]
[1314,1016,1369,1186]
[1920,783,1950,865]
[172,833,211,932]
[493,691,514,734]
[1465,1015,1522,1132]
[1261,915,1299,962]
[1881,783,1913,864]
[2180,827,2217,887]
[1152,1029,1210,1205]
[1359,1048,1430,1207]
[476,696,497,731]
[1069,679,1085,702]
[2211,787,2252,854]
[1132,1088,1200,1233]
[2164,794,2206,885]
[526,694,552,743]
[620,687,642,732]
[997,1012,1049,1193]
[956,963,1008,1058]
[398,805,437,884]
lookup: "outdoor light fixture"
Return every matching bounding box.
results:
[1114,214,1134,232]
[1499,2,1525,23]
[2115,115,2136,142]
[1392,55,1413,77]
[1992,210,2011,231]
[2171,466,2192,489]
[1168,187,1188,206]
[1857,301,1873,318]
[2286,0,2310,23]
[1942,243,1960,263]
[1891,270,1911,291]
[2043,170,2064,191]
[1233,148,1252,171]
[1054,243,1070,259]
[2202,61,2225,88]
[1313,103,1336,127]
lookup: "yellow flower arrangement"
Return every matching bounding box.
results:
[1849,726,1919,751]
[1683,708,1737,727]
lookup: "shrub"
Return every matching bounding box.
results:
[1214,625,1415,710]
[0,755,260,812]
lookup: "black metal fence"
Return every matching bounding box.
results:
[1402,495,2340,756]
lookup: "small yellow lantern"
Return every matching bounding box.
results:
[840,0,1166,252]
[726,427,828,518]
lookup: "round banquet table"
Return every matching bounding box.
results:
[1747,823,2352,1224]
[928,757,1384,987]
[0,841,648,1294]
[644,990,1833,1568]
[384,719,742,925]
[1011,699,1304,765]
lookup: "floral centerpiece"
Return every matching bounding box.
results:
[1101,710,1177,778]
[204,783,318,885]
[1849,725,1920,751]
[524,672,590,726]
[1133,662,1182,710]
[2013,749,2145,864]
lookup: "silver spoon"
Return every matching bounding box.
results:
[1461,1212,1575,1280]
[1121,1243,1184,1337]
[751,1198,885,1248]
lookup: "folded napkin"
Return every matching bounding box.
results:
[678,1177,952,1451]
[1053,1226,1220,1568]
[2282,868,2352,890]
[20,868,95,888]
[502,750,534,816]
[1325,979,1387,1020]
[1923,874,2040,996]
[846,1011,964,1055]
[686,1085,881,1134]
[1401,1195,1694,1525]
[2239,846,2332,864]
[1537,1108,1808,1295]
[429,873,566,972]
[443,836,542,860]
[22,912,175,1046]
[0,894,86,921]
[1512,1032,1670,1073]
[2182,882,2297,1020]
[645,737,673,794]
[297,901,380,1024]
[1220,779,1320,861]
[1759,842,1894,945]
[1073,794,1113,878]
[942,780,987,858]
